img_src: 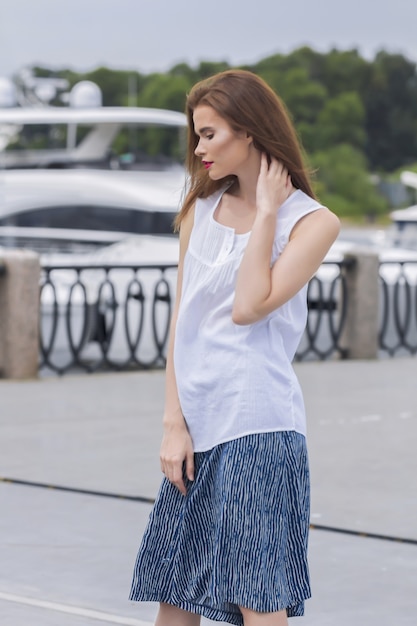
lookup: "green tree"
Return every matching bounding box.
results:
[311,144,388,220]
[283,70,328,124]
[251,52,288,76]
[314,92,366,151]
[169,63,198,83]
[138,74,191,111]
[259,66,327,126]
[195,61,230,79]
[364,52,417,170]
[318,49,371,97]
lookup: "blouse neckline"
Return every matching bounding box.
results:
[210,186,252,238]
[210,186,302,238]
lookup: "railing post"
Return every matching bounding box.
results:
[0,249,41,379]
[340,249,380,359]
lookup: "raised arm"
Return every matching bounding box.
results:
[160,206,195,495]
[232,155,340,325]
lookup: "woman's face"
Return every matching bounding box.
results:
[193,105,252,179]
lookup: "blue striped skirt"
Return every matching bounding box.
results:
[129,431,311,624]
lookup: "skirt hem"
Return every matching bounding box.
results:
[129,592,307,624]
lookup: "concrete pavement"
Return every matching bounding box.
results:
[0,358,416,625]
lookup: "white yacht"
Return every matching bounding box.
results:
[0,106,187,252]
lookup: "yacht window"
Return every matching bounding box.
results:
[0,205,177,235]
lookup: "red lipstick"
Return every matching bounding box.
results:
[202,161,213,170]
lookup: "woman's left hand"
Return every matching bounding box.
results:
[256,153,293,216]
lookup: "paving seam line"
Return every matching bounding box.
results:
[0,476,155,504]
[2,476,417,546]
[0,591,151,625]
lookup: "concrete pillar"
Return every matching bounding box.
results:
[340,249,380,359]
[0,249,41,379]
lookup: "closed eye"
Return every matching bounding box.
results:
[196,125,215,138]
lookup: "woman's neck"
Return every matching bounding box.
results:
[229,150,262,209]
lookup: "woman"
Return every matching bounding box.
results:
[130,70,340,626]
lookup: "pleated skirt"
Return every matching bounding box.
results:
[129,431,311,625]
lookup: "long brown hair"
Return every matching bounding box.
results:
[174,69,316,231]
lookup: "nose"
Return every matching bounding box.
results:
[194,138,204,157]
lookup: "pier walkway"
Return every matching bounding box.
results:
[0,358,416,625]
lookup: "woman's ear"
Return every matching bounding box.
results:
[236,128,253,144]
[245,131,254,146]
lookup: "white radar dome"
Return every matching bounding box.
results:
[0,77,17,107]
[69,81,102,108]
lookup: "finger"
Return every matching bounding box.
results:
[269,158,286,178]
[260,152,268,174]
[169,463,187,495]
[276,161,287,175]
[186,450,195,482]
[170,472,187,495]
[265,154,276,171]
[177,478,187,496]
[163,467,186,496]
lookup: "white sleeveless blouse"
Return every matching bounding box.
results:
[174,186,325,452]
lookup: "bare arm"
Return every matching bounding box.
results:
[232,155,340,325]
[159,206,195,495]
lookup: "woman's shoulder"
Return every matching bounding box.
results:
[279,189,324,217]
[277,190,327,237]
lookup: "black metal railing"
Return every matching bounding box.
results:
[295,260,349,361]
[40,263,177,374]
[379,260,417,356]
[39,258,417,374]
[39,260,350,374]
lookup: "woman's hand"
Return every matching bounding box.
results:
[256,153,293,215]
[160,418,194,496]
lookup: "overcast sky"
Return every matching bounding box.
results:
[1,0,417,78]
